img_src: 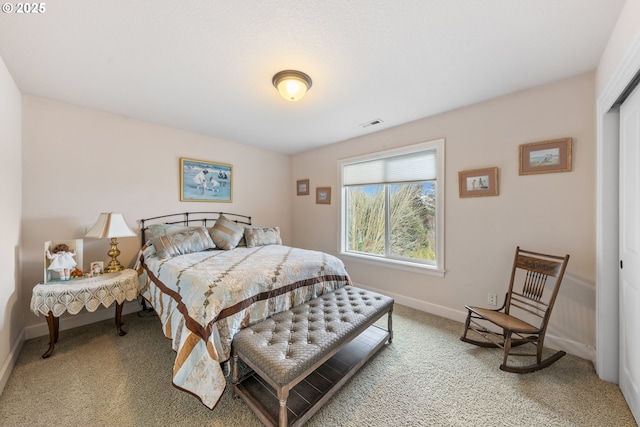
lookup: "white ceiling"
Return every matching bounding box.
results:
[0,1,626,154]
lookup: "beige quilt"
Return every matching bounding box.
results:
[137,244,351,409]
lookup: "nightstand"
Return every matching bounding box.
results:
[30,268,138,358]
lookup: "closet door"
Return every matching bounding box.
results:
[619,82,640,422]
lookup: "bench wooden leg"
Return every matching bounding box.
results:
[387,306,394,344]
[278,387,289,427]
[231,351,238,398]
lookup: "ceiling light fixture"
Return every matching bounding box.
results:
[272,70,312,101]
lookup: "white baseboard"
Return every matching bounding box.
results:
[351,282,595,362]
[351,281,469,322]
[544,335,595,362]
[24,300,142,340]
[0,328,25,397]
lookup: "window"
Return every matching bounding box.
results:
[339,139,444,275]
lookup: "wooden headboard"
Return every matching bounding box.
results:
[140,211,252,245]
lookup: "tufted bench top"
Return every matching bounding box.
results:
[233,285,393,386]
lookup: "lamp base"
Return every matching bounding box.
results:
[104,259,125,273]
[104,237,126,273]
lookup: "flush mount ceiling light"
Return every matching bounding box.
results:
[272,70,312,101]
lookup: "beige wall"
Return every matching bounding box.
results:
[292,73,597,358]
[596,0,640,95]
[0,57,23,393]
[20,95,292,330]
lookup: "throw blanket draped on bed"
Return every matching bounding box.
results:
[136,244,351,409]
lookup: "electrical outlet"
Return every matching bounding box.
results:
[487,293,498,306]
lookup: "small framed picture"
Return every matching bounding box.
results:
[459,167,499,198]
[316,187,331,204]
[297,179,310,195]
[519,137,572,175]
[90,261,104,276]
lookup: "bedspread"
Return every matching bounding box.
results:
[136,244,351,409]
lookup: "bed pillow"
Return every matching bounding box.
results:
[244,226,282,248]
[150,227,215,259]
[147,223,203,238]
[235,223,249,247]
[209,215,244,250]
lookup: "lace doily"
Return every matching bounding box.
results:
[30,269,138,317]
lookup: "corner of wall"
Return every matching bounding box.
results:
[0,54,24,397]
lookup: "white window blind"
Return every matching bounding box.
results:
[343,149,437,186]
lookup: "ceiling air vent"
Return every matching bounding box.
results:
[359,119,384,128]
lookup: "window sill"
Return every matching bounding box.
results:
[338,252,446,278]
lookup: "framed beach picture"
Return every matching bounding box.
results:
[519,137,572,175]
[316,187,331,204]
[297,179,310,195]
[458,167,499,198]
[180,158,233,202]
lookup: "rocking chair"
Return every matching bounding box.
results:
[460,247,570,373]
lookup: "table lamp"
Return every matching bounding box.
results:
[85,212,137,273]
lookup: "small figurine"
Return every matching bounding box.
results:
[70,267,84,278]
[45,243,77,281]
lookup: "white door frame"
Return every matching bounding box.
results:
[596,35,640,382]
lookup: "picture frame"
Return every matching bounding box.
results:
[90,261,104,276]
[519,137,572,175]
[458,167,499,198]
[180,158,232,202]
[316,187,331,204]
[296,179,310,195]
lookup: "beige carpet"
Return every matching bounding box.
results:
[0,304,636,427]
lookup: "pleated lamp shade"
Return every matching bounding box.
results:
[85,213,136,238]
[85,213,136,272]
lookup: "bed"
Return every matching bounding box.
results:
[135,212,352,409]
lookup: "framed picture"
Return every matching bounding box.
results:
[90,261,103,276]
[180,158,232,202]
[316,187,331,204]
[458,167,499,198]
[519,137,572,175]
[297,179,310,195]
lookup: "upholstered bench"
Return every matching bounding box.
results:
[231,285,394,427]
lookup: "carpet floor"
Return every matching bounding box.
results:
[0,304,636,426]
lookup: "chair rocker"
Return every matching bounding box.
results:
[460,247,570,373]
